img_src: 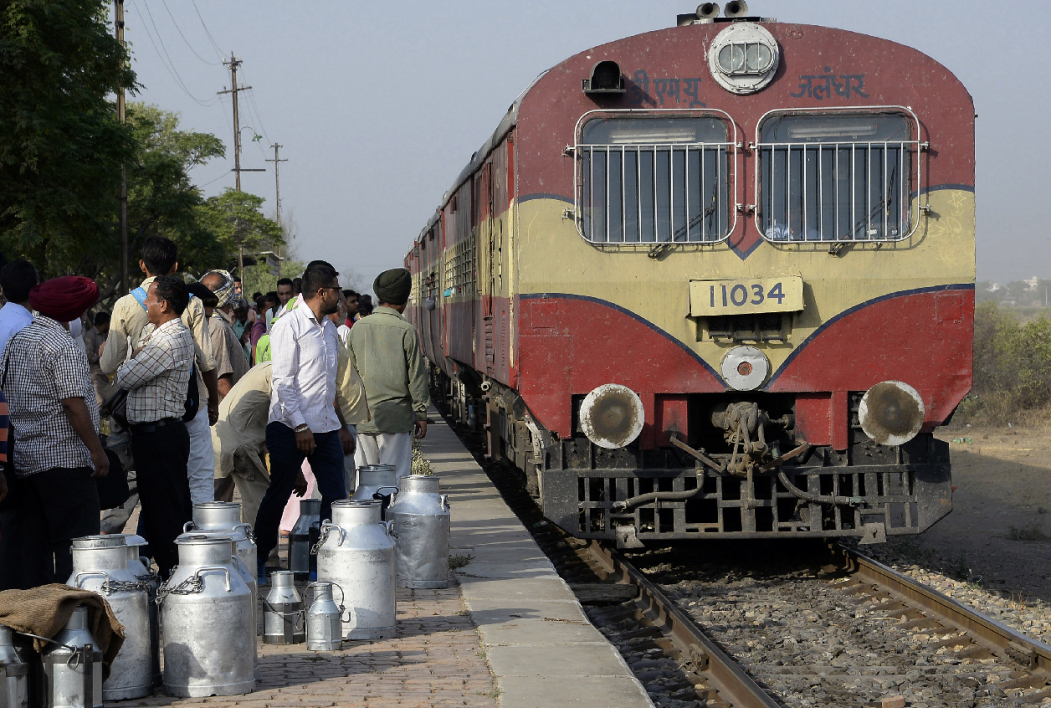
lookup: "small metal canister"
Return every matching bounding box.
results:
[184,501,257,575]
[350,465,399,519]
[263,572,305,645]
[159,535,254,697]
[289,499,321,580]
[121,535,160,687]
[389,475,451,589]
[41,605,103,708]
[68,536,151,701]
[305,583,342,651]
[315,500,396,640]
[0,625,28,708]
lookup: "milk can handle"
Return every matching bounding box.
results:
[375,486,398,499]
[387,489,398,507]
[182,521,196,533]
[441,494,450,511]
[311,521,345,555]
[194,566,232,592]
[73,571,111,593]
[386,521,397,540]
[233,522,257,544]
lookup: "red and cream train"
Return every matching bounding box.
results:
[405,3,974,546]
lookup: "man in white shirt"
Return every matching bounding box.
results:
[0,261,38,358]
[253,260,354,584]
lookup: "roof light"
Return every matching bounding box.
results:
[708,23,779,95]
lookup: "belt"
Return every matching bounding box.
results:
[130,417,182,434]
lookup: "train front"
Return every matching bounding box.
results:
[510,9,975,545]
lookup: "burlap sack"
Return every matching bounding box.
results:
[0,583,125,679]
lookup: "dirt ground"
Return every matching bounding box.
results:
[881,426,1051,604]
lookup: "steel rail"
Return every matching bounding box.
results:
[840,545,1051,677]
[588,541,780,708]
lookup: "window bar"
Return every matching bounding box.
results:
[606,145,611,244]
[589,146,595,242]
[866,142,872,241]
[883,142,889,240]
[716,145,722,241]
[900,143,907,236]
[637,147,643,243]
[768,146,774,238]
[851,143,856,241]
[613,143,622,242]
[784,145,790,241]
[684,144,690,241]
[835,143,840,240]
[653,144,658,242]
[670,145,675,242]
[802,142,808,239]
[818,144,823,239]
[701,144,707,241]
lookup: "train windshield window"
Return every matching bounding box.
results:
[756,112,918,243]
[577,116,733,244]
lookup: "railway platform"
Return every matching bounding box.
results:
[118,413,650,708]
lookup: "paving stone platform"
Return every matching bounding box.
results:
[113,413,650,708]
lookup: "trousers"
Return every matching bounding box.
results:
[354,431,412,479]
[132,421,192,579]
[255,423,346,562]
[0,467,100,589]
[186,406,214,506]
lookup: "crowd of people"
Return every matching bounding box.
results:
[0,235,430,588]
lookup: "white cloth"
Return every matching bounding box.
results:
[343,424,357,492]
[353,431,411,481]
[336,323,351,348]
[186,405,215,506]
[0,302,33,359]
[268,302,340,433]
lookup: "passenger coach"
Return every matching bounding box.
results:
[406,3,975,547]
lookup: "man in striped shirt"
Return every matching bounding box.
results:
[116,276,195,579]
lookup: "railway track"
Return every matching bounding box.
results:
[449,417,1051,707]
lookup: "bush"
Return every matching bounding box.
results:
[958,302,1051,426]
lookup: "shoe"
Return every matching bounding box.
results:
[257,560,269,586]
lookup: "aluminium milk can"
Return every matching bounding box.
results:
[41,606,102,708]
[263,572,305,644]
[305,583,343,651]
[184,501,257,574]
[175,532,258,667]
[314,500,396,640]
[122,535,160,687]
[67,536,151,701]
[389,475,451,589]
[289,499,321,580]
[159,535,254,697]
[350,465,399,519]
[0,625,28,708]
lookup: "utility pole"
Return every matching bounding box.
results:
[266,143,287,276]
[217,53,264,192]
[115,0,128,295]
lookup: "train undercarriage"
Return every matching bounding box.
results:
[432,365,953,548]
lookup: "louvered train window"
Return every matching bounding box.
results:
[755,110,923,243]
[575,113,736,244]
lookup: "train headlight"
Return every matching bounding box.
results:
[707,23,779,95]
[579,384,645,450]
[720,346,769,391]
[858,381,926,447]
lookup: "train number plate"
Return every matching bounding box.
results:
[689,276,804,316]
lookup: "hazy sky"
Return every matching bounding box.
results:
[120,0,1050,288]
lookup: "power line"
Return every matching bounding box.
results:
[190,0,225,61]
[160,0,221,66]
[129,0,218,106]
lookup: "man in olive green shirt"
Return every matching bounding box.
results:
[350,269,429,479]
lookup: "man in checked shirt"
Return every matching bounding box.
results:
[116,276,195,579]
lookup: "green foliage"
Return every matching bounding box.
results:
[197,189,283,273]
[959,302,1051,425]
[0,0,135,276]
[241,259,304,301]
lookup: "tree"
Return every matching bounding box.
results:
[197,189,283,275]
[0,0,135,275]
[241,259,305,302]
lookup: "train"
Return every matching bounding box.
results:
[404,2,974,547]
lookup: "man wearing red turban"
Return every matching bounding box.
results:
[0,275,110,587]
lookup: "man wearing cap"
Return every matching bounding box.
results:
[0,276,109,586]
[200,270,250,401]
[350,268,429,480]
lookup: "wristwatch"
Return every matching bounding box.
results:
[294,424,310,433]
